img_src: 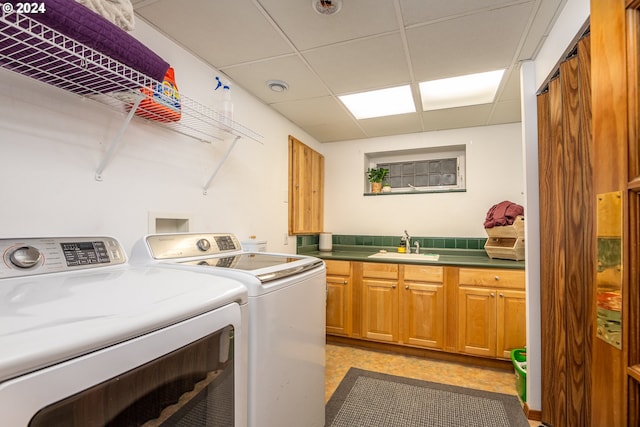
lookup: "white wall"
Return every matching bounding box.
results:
[323,123,524,237]
[0,19,321,254]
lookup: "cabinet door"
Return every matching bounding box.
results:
[401,282,444,349]
[457,286,497,357]
[497,289,526,359]
[326,275,351,336]
[362,278,398,342]
[310,149,324,232]
[288,136,324,234]
[458,268,525,289]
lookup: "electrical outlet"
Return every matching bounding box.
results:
[283,233,289,245]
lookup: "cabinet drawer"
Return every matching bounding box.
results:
[325,260,350,276]
[403,265,444,283]
[458,268,525,289]
[363,262,398,279]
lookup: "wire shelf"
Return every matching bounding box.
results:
[0,11,263,144]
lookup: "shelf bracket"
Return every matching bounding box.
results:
[95,96,143,181]
[203,135,241,195]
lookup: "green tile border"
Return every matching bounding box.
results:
[296,234,487,252]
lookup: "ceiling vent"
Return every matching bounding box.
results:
[267,80,289,92]
[312,0,342,16]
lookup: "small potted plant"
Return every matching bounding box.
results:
[382,182,392,193]
[367,168,389,193]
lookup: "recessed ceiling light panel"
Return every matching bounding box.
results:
[419,69,506,111]
[338,85,416,119]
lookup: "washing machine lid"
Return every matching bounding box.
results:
[181,253,324,282]
[0,265,247,383]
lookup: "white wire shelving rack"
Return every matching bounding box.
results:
[0,11,262,193]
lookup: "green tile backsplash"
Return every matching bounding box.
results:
[296,234,487,251]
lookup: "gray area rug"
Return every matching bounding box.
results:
[325,368,529,427]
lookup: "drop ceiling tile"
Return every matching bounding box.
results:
[257,0,399,51]
[407,2,534,82]
[399,0,525,26]
[488,99,522,124]
[305,122,368,143]
[271,96,366,142]
[499,68,522,102]
[421,104,493,131]
[303,33,410,94]
[270,96,354,127]
[518,0,568,60]
[135,0,292,67]
[358,113,424,137]
[222,55,330,104]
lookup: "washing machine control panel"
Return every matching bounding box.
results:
[146,233,242,259]
[0,237,126,278]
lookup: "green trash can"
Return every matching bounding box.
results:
[510,348,527,402]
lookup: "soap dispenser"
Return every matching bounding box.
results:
[398,237,406,253]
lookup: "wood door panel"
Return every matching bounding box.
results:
[401,283,444,349]
[403,265,444,283]
[362,279,398,342]
[591,2,628,425]
[561,54,590,427]
[362,262,398,279]
[326,276,350,336]
[288,136,324,234]
[457,287,496,357]
[538,30,596,427]
[497,290,527,359]
[325,260,350,276]
[458,268,524,289]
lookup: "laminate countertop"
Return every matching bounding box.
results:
[300,245,525,270]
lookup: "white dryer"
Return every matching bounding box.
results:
[0,236,248,427]
[131,232,326,427]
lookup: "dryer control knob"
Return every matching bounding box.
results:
[196,239,211,252]
[9,246,42,269]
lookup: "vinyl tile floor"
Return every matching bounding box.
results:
[325,343,540,427]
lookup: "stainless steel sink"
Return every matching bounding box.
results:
[367,252,440,261]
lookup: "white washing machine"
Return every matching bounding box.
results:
[131,232,326,427]
[0,236,248,427]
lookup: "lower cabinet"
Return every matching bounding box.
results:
[457,268,526,359]
[325,260,525,361]
[401,265,445,350]
[325,260,352,336]
[360,263,445,349]
[361,262,399,342]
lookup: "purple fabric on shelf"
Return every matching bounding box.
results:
[0,0,169,93]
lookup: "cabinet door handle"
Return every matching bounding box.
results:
[490,292,495,297]
[392,284,397,289]
[405,285,409,290]
[494,276,500,281]
[343,280,348,285]
[499,293,504,298]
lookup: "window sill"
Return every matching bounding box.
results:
[363,189,466,196]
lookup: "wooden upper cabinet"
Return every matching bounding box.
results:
[288,135,324,235]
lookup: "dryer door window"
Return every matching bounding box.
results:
[29,325,235,427]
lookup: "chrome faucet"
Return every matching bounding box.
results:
[404,230,411,253]
[414,241,420,254]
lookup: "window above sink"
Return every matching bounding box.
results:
[364,145,466,195]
